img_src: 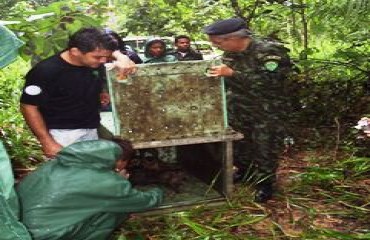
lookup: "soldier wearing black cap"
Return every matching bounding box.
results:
[204,18,292,203]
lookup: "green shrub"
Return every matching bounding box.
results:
[0,59,42,167]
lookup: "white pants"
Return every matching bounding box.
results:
[49,129,98,147]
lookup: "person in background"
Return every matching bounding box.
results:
[20,27,136,158]
[203,18,292,203]
[143,38,177,63]
[173,35,203,61]
[104,29,143,64]
[17,139,163,240]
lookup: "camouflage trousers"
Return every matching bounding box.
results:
[230,110,285,184]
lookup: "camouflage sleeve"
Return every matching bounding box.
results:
[221,53,252,82]
[232,69,248,81]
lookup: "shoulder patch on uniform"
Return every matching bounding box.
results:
[264,61,279,71]
[24,85,42,95]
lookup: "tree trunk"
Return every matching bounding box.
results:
[298,0,308,60]
[290,0,301,51]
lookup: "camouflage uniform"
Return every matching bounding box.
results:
[223,38,292,184]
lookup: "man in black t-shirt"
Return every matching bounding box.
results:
[20,27,135,158]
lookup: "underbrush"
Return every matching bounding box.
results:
[0,59,42,167]
[116,133,369,240]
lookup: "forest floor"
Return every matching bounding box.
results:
[256,151,369,238]
[118,149,370,240]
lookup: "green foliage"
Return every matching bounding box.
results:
[0,0,18,18]
[29,0,62,7]
[341,156,370,179]
[116,0,233,39]
[294,68,366,127]
[298,166,344,187]
[5,0,108,63]
[0,59,42,167]
[113,0,297,41]
[309,0,369,38]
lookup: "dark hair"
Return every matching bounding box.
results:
[145,38,167,58]
[174,35,191,43]
[111,138,135,161]
[67,27,118,53]
[147,38,166,48]
[103,29,126,52]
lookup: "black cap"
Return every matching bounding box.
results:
[203,17,251,36]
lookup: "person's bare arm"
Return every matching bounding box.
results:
[112,50,137,76]
[20,103,62,157]
[209,64,235,77]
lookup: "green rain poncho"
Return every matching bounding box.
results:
[16,140,163,240]
[0,26,29,239]
[0,142,31,240]
[0,25,24,68]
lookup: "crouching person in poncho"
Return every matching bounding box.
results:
[16,139,163,240]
